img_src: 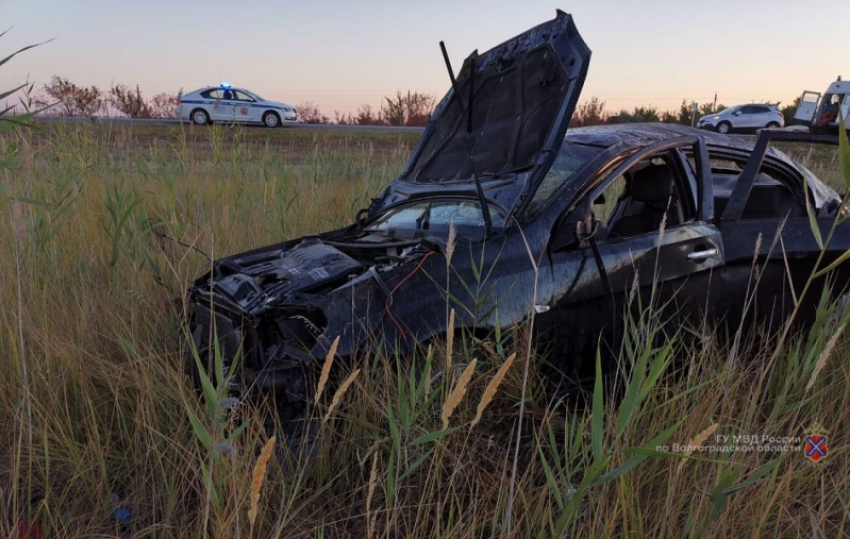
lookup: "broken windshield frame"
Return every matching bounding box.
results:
[364,197,507,239]
[522,141,607,218]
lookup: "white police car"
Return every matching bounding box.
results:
[175,83,298,127]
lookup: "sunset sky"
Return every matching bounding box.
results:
[5,0,850,116]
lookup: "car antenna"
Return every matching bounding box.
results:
[439,41,466,118]
[439,43,492,236]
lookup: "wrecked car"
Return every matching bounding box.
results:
[185,10,850,427]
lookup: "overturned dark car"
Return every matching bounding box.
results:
[186,11,850,422]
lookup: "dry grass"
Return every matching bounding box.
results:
[1,122,850,538]
[441,359,477,430]
[248,435,275,529]
[315,336,340,405]
[472,352,516,428]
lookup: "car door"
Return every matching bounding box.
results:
[233,90,259,122]
[200,89,226,122]
[209,88,237,122]
[541,136,724,379]
[736,105,760,129]
[751,105,772,128]
[794,91,821,122]
[199,88,222,120]
[841,95,850,125]
[717,131,850,332]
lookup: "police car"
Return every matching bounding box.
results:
[174,83,298,127]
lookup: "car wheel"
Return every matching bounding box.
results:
[184,310,317,452]
[716,121,732,134]
[263,111,281,128]
[766,121,780,129]
[191,108,209,125]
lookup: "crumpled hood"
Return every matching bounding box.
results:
[374,9,591,216]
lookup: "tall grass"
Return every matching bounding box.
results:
[2,122,850,537]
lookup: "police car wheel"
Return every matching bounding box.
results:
[191,109,209,125]
[263,111,281,128]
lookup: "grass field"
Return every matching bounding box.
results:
[2,121,850,538]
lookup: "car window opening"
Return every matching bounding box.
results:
[592,154,694,241]
[525,141,605,217]
[713,171,804,220]
[684,150,807,221]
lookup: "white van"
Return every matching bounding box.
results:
[794,77,850,130]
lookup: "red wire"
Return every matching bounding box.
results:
[391,251,435,294]
[384,251,436,343]
[385,302,407,344]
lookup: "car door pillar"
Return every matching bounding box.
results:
[692,138,714,221]
[721,131,840,221]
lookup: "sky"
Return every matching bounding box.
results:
[4,0,850,117]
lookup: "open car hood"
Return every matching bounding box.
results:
[374,9,590,217]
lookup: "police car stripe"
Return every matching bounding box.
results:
[180,99,288,112]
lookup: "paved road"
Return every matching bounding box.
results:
[34,115,426,133]
[34,116,776,137]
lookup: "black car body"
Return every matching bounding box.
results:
[186,11,850,415]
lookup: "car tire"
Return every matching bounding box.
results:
[766,121,780,129]
[716,121,732,134]
[191,108,210,126]
[263,111,281,128]
[184,310,316,452]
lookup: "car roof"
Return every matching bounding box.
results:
[562,123,838,208]
[189,86,257,95]
[564,123,754,150]
[725,103,776,109]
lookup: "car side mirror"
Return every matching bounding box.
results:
[733,111,741,116]
[552,205,596,251]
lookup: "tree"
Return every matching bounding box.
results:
[355,104,384,126]
[334,110,356,125]
[632,105,660,123]
[296,101,330,124]
[660,110,678,124]
[36,76,104,116]
[381,94,405,126]
[781,96,802,125]
[674,100,708,125]
[109,84,152,118]
[677,100,693,125]
[149,92,177,119]
[700,102,720,116]
[607,105,660,125]
[381,91,435,126]
[572,97,608,127]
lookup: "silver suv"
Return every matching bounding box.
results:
[698,104,784,134]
